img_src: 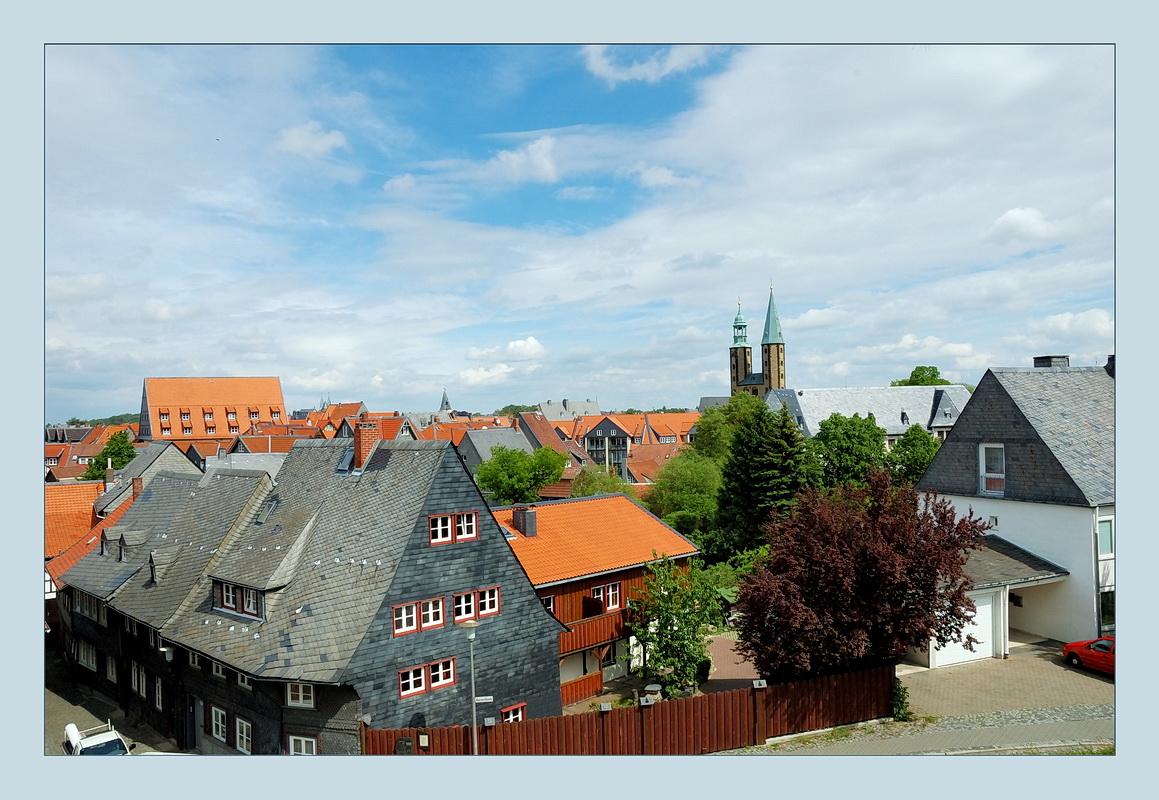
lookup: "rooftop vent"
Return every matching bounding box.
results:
[512,505,537,537]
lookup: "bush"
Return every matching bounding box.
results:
[891,677,914,721]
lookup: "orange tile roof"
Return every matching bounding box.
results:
[495,494,698,586]
[142,377,287,440]
[44,483,103,558]
[46,496,136,585]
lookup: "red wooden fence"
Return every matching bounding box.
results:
[361,663,893,756]
[560,672,604,707]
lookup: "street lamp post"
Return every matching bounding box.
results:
[461,620,481,755]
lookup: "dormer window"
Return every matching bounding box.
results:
[227,411,237,421]
[216,581,262,618]
[256,497,279,525]
[159,412,169,422]
[979,444,1005,496]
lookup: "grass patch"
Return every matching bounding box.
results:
[823,727,854,742]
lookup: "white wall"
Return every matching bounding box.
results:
[946,495,1103,643]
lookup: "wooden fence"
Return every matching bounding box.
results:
[361,663,893,756]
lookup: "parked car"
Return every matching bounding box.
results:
[1061,636,1115,675]
[61,721,136,755]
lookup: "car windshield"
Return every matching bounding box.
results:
[80,738,130,755]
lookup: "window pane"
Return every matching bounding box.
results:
[1100,590,1115,630]
[984,446,1004,474]
[1098,520,1113,555]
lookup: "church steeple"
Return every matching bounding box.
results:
[729,300,753,395]
[761,287,786,392]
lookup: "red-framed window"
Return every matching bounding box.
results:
[393,598,445,636]
[399,658,457,697]
[501,702,526,723]
[393,603,418,635]
[420,598,445,630]
[222,583,237,610]
[478,587,500,617]
[428,512,479,545]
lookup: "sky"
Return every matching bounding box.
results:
[43,44,1114,423]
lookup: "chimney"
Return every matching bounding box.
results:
[1033,355,1070,368]
[132,477,143,497]
[1105,354,1115,378]
[512,505,537,537]
[354,414,379,469]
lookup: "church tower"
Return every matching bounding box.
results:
[729,302,753,395]
[761,287,786,394]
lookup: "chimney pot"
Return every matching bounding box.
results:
[512,505,537,537]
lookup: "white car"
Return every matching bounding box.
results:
[62,721,136,755]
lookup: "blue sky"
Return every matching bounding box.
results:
[43,44,1114,423]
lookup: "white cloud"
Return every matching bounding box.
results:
[556,185,610,201]
[1027,308,1114,339]
[467,337,547,362]
[275,120,349,158]
[984,207,1064,244]
[489,136,559,183]
[460,364,515,385]
[583,45,719,86]
[624,162,694,188]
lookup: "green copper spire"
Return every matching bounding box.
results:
[732,299,749,346]
[762,287,784,345]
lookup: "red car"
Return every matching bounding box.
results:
[1062,636,1115,675]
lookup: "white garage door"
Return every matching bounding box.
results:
[933,592,994,667]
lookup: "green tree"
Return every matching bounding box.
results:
[810,412,887,488]
[625,554,719,695]
[736,469,987,682]
[890,366,953,386]
[643,450,721,541]
[494,404,537,416]
[67,417,86,426]
[474,445,568,505]
[691,392,764,462]
[79,431,138,480]
[710,404,819,560]
[885,424,941,485]
[569,465,638,499]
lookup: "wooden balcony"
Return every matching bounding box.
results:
[558,610,626,655]
[560,672,604,707]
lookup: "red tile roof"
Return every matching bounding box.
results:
[44,482,103,558]
[494,494,698,586]
[46,496,136,586]
[141,377,287,440]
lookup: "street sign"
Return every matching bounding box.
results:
[474,695,493,703]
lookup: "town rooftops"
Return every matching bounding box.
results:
[768,384,972,437]
[494,494,698,587]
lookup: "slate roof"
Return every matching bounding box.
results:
[93,442,199,515]
[989,367,1114,506]
[161,439,450,683]
[456,427,535,474]
[494,494,699,586]
[768,384,972,437]
[967,535,1069,589]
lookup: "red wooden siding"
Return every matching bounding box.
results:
[560,671,604,707]
[558,611,626,654]
[362,663,893,756]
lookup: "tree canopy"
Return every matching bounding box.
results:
[885,424,941,486]
[625,555,719,694]
[690,392,765,462]
[643,449,721,541]
[810,412,887,488]
[735,469,986,682]
[890,366,952,386]
[493,404,537,416]
[709,403,819,560]
[568,465,637,500]
[473,445,568,505]
[80,431,138,480]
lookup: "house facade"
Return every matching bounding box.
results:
[58,435,563,754]
[917,356,1114,647]
[493,494,699,706]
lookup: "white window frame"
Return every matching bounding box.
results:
[222,583,237,610]
[206,426,216,435]
[478,587,500,617]
[286,683,314,709]
[154,676,164,711]
[243,587,259,616]
[159,412,169,422]
[135,663,147,698]
[393,602,418,635]
[430,659,455,688]
[399,666,426,697]
[288,734,317,755]
[979,444,1005,496]
[236,717,253,754]
[1098,518,1114,558]
[605,582,621,610]
[455,512,477,540]
[212,661,226,680]
[211,706,227,742]
[227,411,237,420]
[420,598,444,629]
[229,425,239,434]
[541,595,555,614]
[106,656,117,683]
[454,592,476,622]
[77,639,97,670]
[501,703,526,723]
[237,673,252,690]
[189,651,201,668]
[429,515,453,544]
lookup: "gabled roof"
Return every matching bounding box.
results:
[44,482,103,558]
[456,428,535,474]
[494,494,698,586]
[967,535,1069,589]
[47,494,137,587]
[988,367,1114,506]
[94,442,200,515]
[767,384,973,436]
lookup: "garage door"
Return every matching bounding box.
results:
[933,592,994,667]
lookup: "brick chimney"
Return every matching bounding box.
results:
[132,477,143,497]
[512,505,537,537]
[354,414,379,470]
[1033,355,1070,368]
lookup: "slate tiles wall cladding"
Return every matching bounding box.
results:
[345,446,565,730]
